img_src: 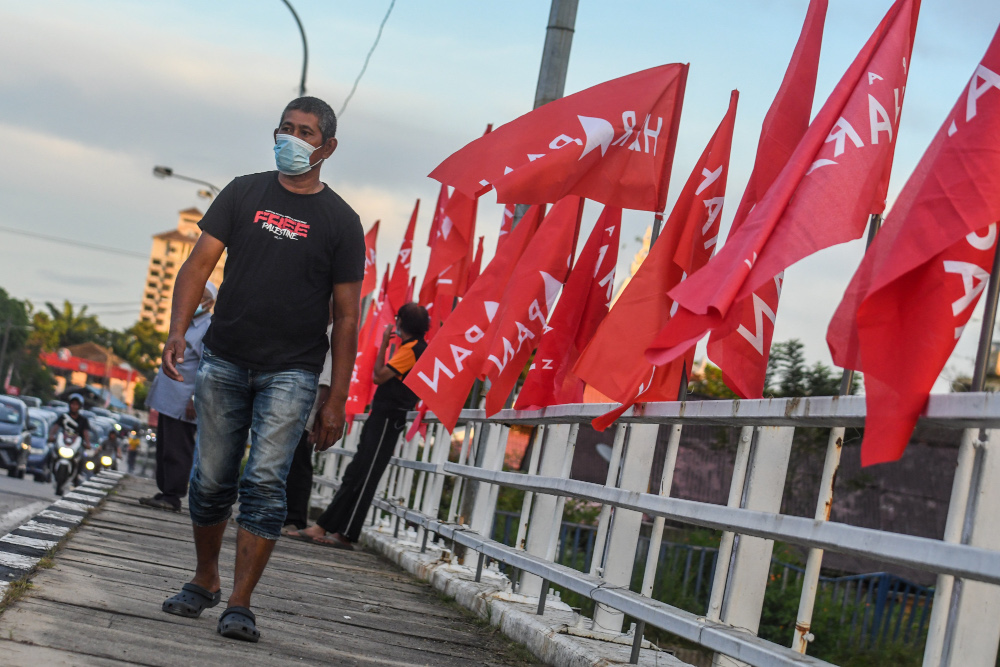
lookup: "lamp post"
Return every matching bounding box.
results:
[152,166,221,198]
[280,0,308,97]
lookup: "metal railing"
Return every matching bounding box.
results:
[308,393,1000,667]
[491,509,934,652]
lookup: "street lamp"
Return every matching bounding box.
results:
[280,0,309,97]
[152,166,221,197]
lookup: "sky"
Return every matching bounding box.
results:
[1,0,998,390]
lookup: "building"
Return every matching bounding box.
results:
[139,208,225,333]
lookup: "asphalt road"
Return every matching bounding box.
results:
[0,473,57,535]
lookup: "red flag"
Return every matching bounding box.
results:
[427,184,449,246]
[420,189,477,307]
[497,204,515,252]
[466,236,485,292]
[404,206,545,432]
[828,29,1000,465]
[576,91,740,430]
[480,197,584,415]
[361,220,379,297]
[347,265,393,420]
[387,200,419,313]
[405,276,415,303]
[430,64,688,212]
[702,0,828,399]
[516,206,622,410]
[647,0,920,368]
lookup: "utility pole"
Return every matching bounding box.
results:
[533,0,579,109]
[512,0,579,228]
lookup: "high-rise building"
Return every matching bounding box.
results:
[140,208,226,333]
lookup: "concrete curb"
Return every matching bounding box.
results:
[0,471,125,597]
[361,525,690,667]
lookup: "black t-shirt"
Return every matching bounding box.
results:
[199,172,366,373]
[57,413,89,440]
[372,338,427,414]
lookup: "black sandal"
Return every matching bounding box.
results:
[217,606,260,642]
[162,582,222,618]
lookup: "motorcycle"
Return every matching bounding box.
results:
[84,448,118,479]
[51,427,85,496]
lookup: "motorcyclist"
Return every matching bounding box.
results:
[48,393,92,450]
[100,429,123,459]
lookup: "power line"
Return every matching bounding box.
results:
[0,225,148,260]
[339,0,396,117]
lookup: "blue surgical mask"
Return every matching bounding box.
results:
[274,133,324,175]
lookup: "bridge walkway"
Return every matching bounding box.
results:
[0,476,541,667]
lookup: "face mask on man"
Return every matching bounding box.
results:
[274,133,324,175]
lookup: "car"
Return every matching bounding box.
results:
[0,396,31,478]
[46,399,68,410]
[26,407,56,482]
[18,396,42,409]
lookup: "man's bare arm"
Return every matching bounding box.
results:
[162,233,225,382]
[314,281,362,451]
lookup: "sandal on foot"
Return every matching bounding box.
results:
[311,534,355,551]
[218,606,260,642]
[162,582,222,618]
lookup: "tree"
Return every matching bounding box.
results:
[38,300,105,349]
[689,363,738,399]
[766,339,858,397]
[0,290,55,400]
[110,321,166,378]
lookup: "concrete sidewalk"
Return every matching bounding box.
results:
[0,476,541,666]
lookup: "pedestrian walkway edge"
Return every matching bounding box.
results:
[0,471,126,600]
[361,525,690,667]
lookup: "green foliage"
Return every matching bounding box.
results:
[766,339,859,397]
[132,381,150,409]
[689,363,738,399]
[38,300,105,349]
[0,290,55,400]
[110,320,167,377]
[0,287,160,401]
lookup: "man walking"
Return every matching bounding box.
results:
[159,97,364,643]
[140,281,216,512]
[290,303,428,549]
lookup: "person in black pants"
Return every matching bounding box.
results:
[140,282,216,512]
[289,303,428,549]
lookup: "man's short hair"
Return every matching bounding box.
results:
[280,97,338,142]
[396,303,430,338]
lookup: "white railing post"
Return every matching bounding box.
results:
[792,425,845,652]
[926,428,1000,667]
[591,423,659,634]
[468,424,508,539]
[543,423,580,562]
[520,423,577,597]
[707,425,755,622]
[640,423,683,597]
[448,422,477,523]
[411,423,440,518]
[710,426,794,667]
[421,419,455,527]
[514,426,546,551]
[589,424,628,576]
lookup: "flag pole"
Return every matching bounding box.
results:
[922,228,1000,666]
[792,211,881,653]
[971,239,1000,391]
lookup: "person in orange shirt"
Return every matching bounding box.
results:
[289,303,429,549]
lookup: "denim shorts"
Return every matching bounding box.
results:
[187,348,317,540]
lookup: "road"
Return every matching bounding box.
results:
[0,473,57,535]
